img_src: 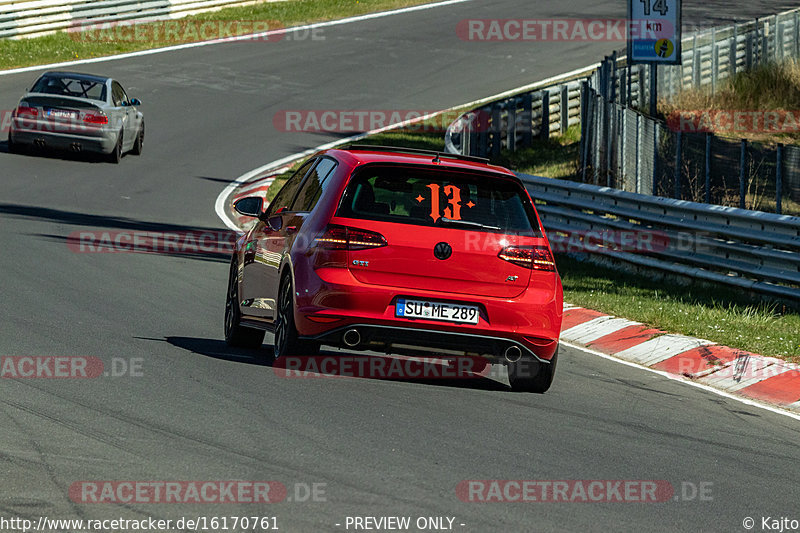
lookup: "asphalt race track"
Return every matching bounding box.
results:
[1,0,799,531]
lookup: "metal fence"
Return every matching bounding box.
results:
[0,0,273,39]
[582,90,800,213]
[596,11,800,110]
[445,69,589,158]
[583,9,800,215]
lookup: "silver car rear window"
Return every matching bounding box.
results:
[32,76,107,102]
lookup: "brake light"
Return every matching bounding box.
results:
[83,113,108,125]
[499,246,555,271]
[14,106,37,118]
[315,225,387,250]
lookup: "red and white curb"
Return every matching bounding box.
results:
[560,305,800,413]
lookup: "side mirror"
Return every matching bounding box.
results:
[267,215,283,231]
[130,98,142,106]
[233,196,263,218]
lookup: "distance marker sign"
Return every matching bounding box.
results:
[628,0,682,64]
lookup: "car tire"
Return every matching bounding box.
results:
[224,256,265,349]
[273,274,320,359]
[507,347,558,393]
[107,130,123,164]
[7,133,20,154]
[131,122,144,156]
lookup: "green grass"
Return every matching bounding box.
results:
[493,124,581,179]
[361,125,582,180]
[558,255,800,362]
[0,0,436,70]
[662,59,800,144]
[350,129,446,152]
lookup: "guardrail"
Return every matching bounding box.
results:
[444,66,594,157]
[519,172,800,300]
[0,0,271,39]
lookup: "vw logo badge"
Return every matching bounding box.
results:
[433,242,452,260]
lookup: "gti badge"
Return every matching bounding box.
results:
[352,260,369,267]
[506,275,518,282]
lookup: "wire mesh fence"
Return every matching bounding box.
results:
[582,96,800,215]
[579,6,800,215]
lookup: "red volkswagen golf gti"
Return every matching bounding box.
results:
[225,146,563,392]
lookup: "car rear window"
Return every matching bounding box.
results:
[336,165,541,235]
[32,76,106,102]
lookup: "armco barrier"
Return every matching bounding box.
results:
[0,0,275,39]
[519,172,800,301]
[444,67,592,158]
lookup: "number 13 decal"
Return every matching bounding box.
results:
[426,183,462,222]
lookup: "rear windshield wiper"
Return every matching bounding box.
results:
[438,217,501,231]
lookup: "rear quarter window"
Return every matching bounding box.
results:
[291,158,338,212]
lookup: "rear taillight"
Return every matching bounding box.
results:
[315,225,387,250]
[14,106,38,118]
[499,246,555,271]
[83,113,108,125]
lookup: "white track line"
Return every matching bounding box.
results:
[215,129,386,231]
[0,0,473,77]
[562,340,800,422]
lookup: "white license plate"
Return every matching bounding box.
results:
[395,298,479,324]
[46,109,77,120]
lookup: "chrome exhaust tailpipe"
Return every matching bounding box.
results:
[504,345,522,363]
[34,139,46,148]
[70,143,81,152]
[343,329,361,347]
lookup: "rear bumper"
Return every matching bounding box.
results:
[305,323,554,364]
[10,125,116,153]
[294,266,563,361]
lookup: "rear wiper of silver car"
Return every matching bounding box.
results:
[438,217,500,231]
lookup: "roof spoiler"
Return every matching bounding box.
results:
[343,144,490,165]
